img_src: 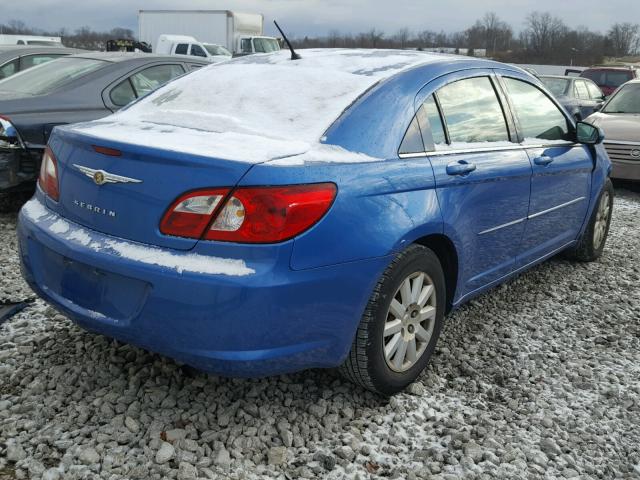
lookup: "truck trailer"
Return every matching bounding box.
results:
[138,10,280,56]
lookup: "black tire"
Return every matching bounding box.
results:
[565,178,614,262]
[339,244,446,396]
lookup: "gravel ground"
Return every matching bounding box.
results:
[1,189,639,480]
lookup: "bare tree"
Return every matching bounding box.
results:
[608,23,640,56]
[523,11,568,58]
[394,28,411,50]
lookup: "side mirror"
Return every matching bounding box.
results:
[576,121,604,145]
[593,103,603,112]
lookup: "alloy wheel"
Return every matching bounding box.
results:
[593,190,611,249]
[383,272,437,372]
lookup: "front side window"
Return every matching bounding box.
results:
[129,64,185,97]
[503,77,571,142]
[586,82,603,99]
[190,44,207,58]
[241,38,252,54]
[0,57,106,95]
[253,38,280,53]
[436,77,509,144]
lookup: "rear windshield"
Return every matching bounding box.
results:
[602,83,640,114]
[0,57,106,95]
[582,69,633,89]
[541,77,570,96]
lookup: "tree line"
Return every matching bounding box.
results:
[293,12,640,66]
[2,12,639,66]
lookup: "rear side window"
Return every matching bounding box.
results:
[420,96,446,146]
[110,79,137,107]
[503,78,571,142]
[129,64,185,97]
[0,59,19,79]
[175,44,188,55]
[574,80,589,100]
[436,77,509,144]
[398,115,424,154]
[19,54,64,70]
[605,71,632,89]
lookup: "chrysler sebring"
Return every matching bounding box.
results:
[18,50,613,395]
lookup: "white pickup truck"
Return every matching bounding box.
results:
[155,35,232,63]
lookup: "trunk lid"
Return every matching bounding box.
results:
[47,121,308,250]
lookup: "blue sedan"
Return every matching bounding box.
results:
[18,50,613,395]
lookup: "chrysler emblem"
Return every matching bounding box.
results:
[73,164,142,185]
[93,171,105,185]
[631,149,640,159]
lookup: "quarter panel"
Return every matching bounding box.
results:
[241,157,443,270]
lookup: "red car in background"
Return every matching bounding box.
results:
[578,66,640,97]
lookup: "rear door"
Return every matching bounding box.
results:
[573,79,599,119]
[420,72,533,297]
[498,73,592,266]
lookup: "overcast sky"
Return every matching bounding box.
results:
[6,0,639,37]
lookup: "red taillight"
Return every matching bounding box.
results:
[38,146,59,201]
[160,188,230,238]
[160,183,337,243]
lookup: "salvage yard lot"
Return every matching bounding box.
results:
[1,188,639,480]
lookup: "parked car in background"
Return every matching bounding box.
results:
[540,75,605,120]
[586,79,640,181]
[18,50,612,395]
[0,34,63,46]
[0,52,207,208]
[579,66,640,97]
[0,46,82,80]
[155,35,231,63]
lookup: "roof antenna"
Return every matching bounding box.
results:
[273,20,301,60]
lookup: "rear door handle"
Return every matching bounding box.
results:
[446,161,477,176]
[534,156,554,166]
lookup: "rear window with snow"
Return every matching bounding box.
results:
[111,50,447,143]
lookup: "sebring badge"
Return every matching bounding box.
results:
[73,164,142,185]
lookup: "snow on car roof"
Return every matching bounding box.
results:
[68,49,458,164]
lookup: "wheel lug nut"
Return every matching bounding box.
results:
[408,325,415,333]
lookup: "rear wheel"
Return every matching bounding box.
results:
[339,245,446,395]
[565,179,614,262]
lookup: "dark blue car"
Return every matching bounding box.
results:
[18,50,613,395]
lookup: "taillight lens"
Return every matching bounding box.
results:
[160,188,229,238]
[38,146,59,201]
[160,183,337,243]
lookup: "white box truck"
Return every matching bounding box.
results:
[138,10,280,56]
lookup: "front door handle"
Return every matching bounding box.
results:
[446,161,477,176]
[534,156,554,166]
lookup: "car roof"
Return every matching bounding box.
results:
[0,45,81,57]
[231,48,505,81]
[68,51,209,64]
[540,75,573,80]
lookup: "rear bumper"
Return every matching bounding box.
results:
[611,160,640,181]
[18,195,388,377]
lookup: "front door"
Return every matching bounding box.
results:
[500,75,592,266]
